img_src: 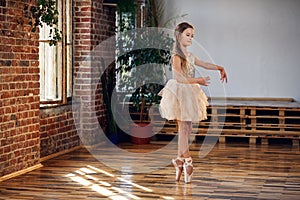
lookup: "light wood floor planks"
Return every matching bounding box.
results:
[0,141,300,200]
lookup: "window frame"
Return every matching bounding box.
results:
[39,0,72,106]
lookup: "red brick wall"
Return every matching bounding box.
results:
[0,0,40,176]
[0,0,116,177]
[73,0,116,145]
[40,0,116,154]
[40,105,79,157]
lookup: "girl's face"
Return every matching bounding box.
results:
[179,28,194,47]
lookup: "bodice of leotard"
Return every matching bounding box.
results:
[186,53,195,78]
[172,53,195,78]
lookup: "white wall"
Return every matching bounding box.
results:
[164,0,300,101]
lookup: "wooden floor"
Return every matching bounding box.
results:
[0,140,300,200]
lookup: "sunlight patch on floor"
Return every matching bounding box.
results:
[65,165,174,200]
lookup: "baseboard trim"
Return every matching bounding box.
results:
[0,163,43,182]
[0,146,83,182]
[39,145,83,163]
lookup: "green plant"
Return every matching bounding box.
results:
[24,0,62,46]
[117,28,174,123]
[117,0,136,32]
[115,0,175,124]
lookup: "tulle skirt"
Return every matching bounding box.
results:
[158,79,209,122]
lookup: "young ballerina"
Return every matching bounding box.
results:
[159,22,228,183]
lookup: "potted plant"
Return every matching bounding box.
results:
[115,0,180,144]
[117,28,174,144]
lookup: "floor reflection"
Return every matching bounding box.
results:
[65,165,174,200]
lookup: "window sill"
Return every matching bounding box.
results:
[40,97,72,109]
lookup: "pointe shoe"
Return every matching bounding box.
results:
[172,157,184,181]
[183,157,193,183]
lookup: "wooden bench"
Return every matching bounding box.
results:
[119,97,300,147]
[149,98,300,147]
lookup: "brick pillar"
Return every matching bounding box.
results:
[73,0,116,145]
[0,0,40,177]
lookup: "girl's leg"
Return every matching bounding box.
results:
[171,120,185,181]
[178,121,192,158]
[178,121,193,183]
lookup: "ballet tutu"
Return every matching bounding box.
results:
[158,79,209,122]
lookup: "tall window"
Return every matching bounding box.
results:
[39,0,72,105]
[116,0,139,93]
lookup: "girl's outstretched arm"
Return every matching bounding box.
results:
[194,56,228,83]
